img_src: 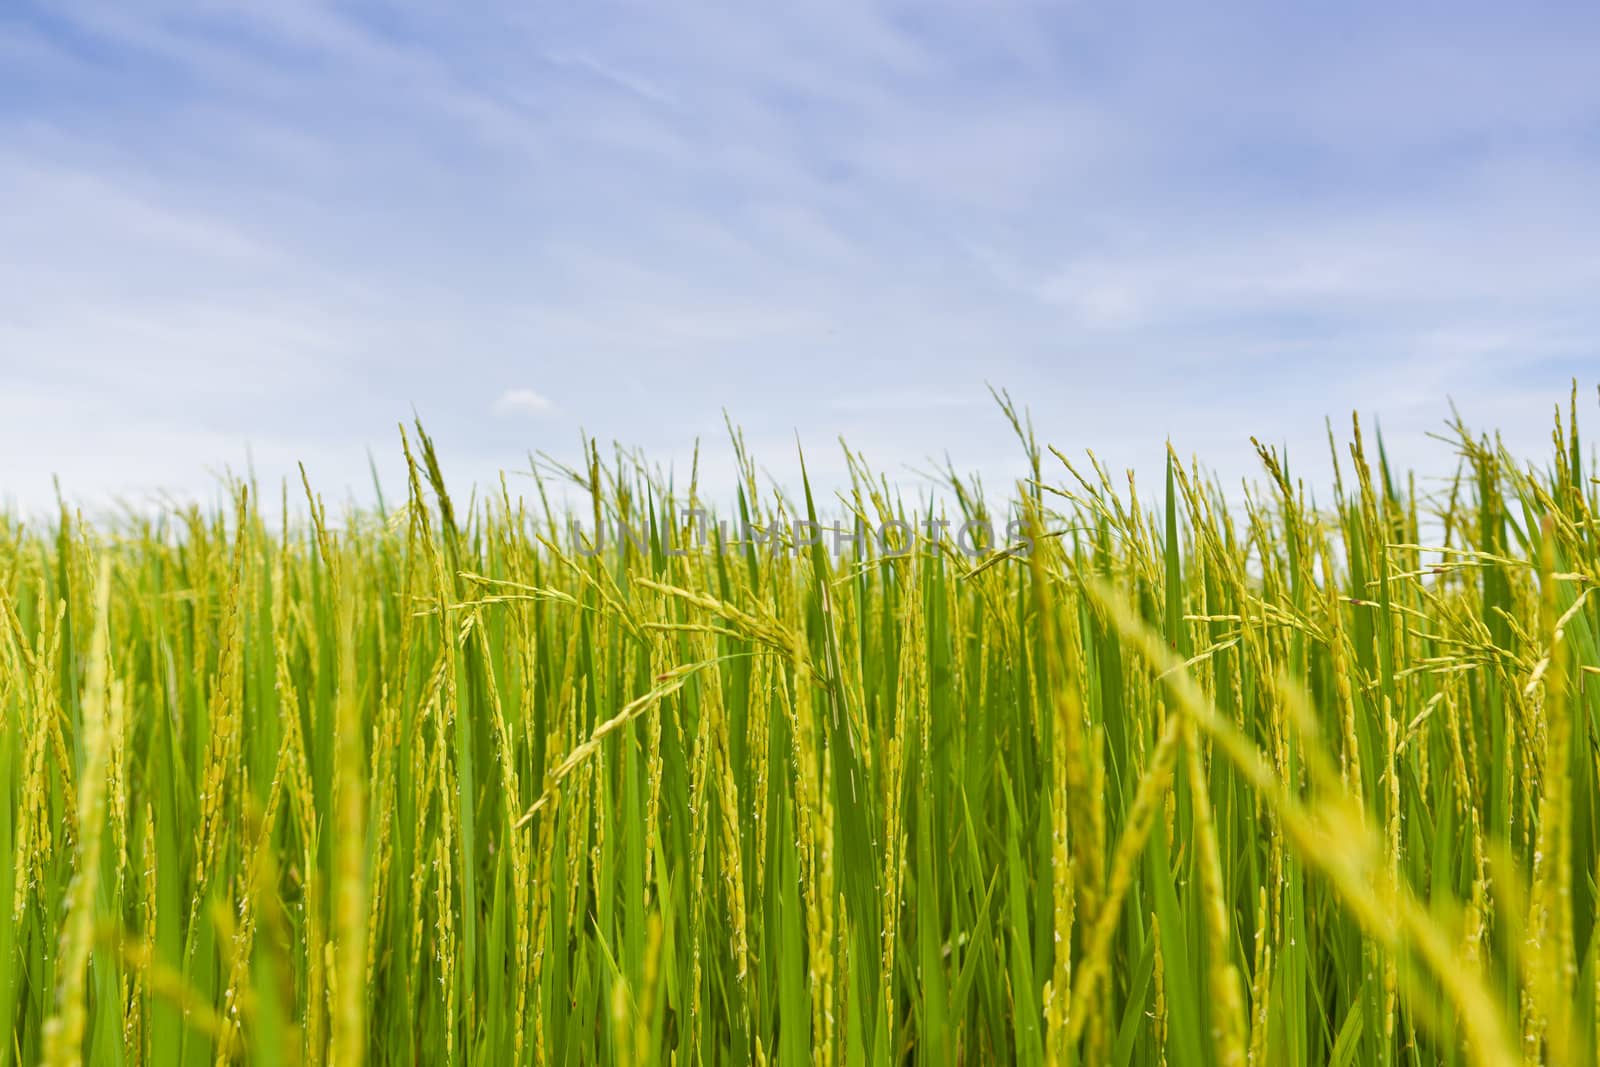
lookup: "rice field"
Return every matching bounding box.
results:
[4,391,1600,1065]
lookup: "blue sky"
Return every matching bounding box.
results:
[3,1,1599,515]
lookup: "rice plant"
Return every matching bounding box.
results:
[3,389,1599,1065]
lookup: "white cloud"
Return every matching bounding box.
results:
[493,388,554,417]
[5,0,1600,515]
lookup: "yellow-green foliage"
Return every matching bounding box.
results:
[3,394,1600,1066]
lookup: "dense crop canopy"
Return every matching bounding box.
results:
[3,393,1599,1066]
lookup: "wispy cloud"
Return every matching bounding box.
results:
[2,1,1598,512]
[493,388,553,417]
